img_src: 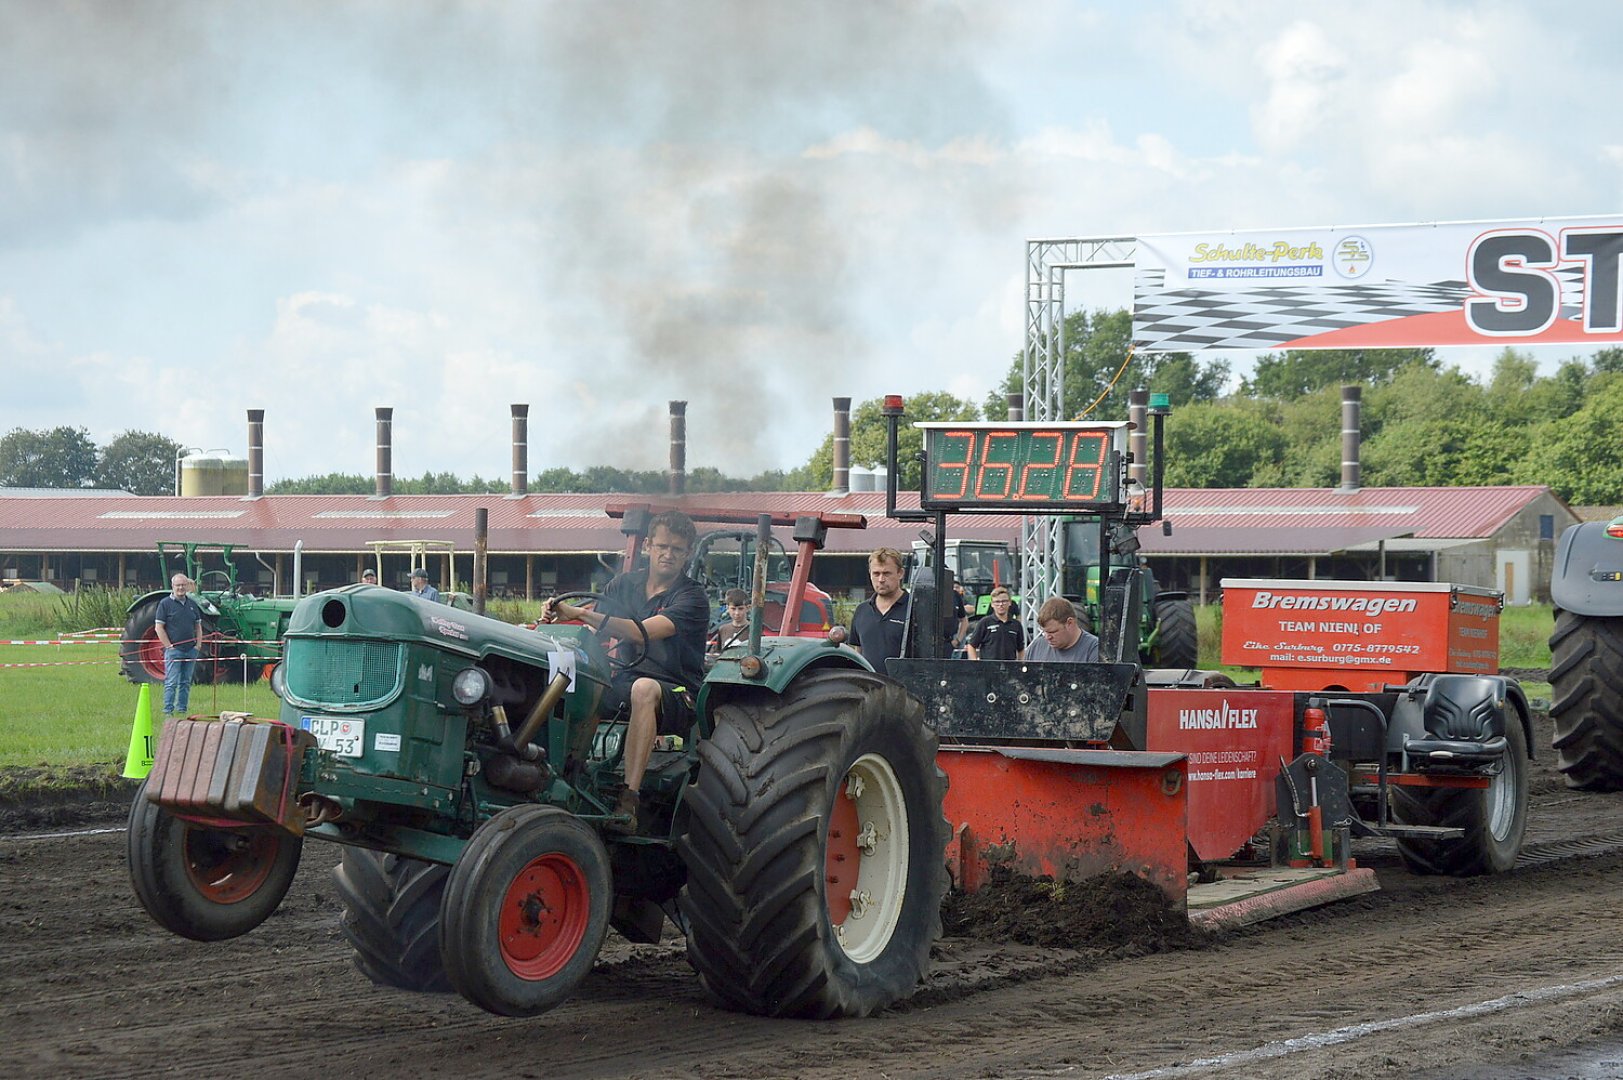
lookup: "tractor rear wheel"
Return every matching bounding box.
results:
[439,805,612,1017]
[678,669,949,1018]
[127,776,303,940]
[1149,597,1198,669]
[120,597,166,684]
[1550,609,1623,791]
[333,849,452,992]
[1391,709,1529,876]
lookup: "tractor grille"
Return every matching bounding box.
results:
[284,638,403,708]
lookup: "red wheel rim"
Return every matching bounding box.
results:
[824,783,862,926]
[498,853,591,980]
[182,826,279,903]
[138,630,167,681]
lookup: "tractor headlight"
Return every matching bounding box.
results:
[452,667,492,707]
[268,662,287,700]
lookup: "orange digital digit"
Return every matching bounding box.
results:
[1016,431,1062,500]
[1063,432,1108,499]
[975,431,1017,499]
[934,430,975,500]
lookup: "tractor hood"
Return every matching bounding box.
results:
[1551,521,1623,617]
[285,585,581,664]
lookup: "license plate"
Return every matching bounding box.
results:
[300,716,366,758]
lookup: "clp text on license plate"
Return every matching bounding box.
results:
[300,715,366,758]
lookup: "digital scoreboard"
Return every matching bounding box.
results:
[917,422,1129,511]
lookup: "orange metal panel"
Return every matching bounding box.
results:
[937,747,1188,904]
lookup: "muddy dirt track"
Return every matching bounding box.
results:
[6,711,1623,1080]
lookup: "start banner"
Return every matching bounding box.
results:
[1132,215,1623,352]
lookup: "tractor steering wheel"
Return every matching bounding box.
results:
[195,570,234,593]
[544,592,649,672]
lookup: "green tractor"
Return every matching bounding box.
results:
[1549,516,1623,790]
[119,542,298,685]
[127,515,950,1019]
[1061,516,1198,669]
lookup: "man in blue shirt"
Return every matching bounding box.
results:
[154,573,205,716]
[409,568,440,602]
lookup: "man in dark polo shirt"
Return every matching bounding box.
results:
[848,547,912,677]
[541,509,708,833]
[966,586,1025,660]
[154,573,205,717]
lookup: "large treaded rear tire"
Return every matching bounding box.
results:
[1550,609,1623,791]
[1150,598,1198,669]
[677,669,949,1018]
[120,597,165,685]
[1392,709,1529,876]
[333,849,452,993]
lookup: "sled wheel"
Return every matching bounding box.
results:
[1393,706,1530,876]
[678,669,950,1018]
[1150,597,1198,669]
[333,849,453,992]
[440,805,612,1017]
[1550,609,1623,791]
[127,776,303,941]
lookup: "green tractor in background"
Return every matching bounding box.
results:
[127,513,950,1020]
[119,542,299,685]
[1062,516,1198,669]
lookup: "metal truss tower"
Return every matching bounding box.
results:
[1020,236,1137,624]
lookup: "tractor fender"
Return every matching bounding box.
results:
[127,589,169,615]
[1551,521,1623,616]
[696,641,873,724]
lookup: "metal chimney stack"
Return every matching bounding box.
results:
[668,401,686,496]
[246,409,264,498]
[1128,388,1149,489]
[374,407,393,499]
[1006,392,1024,422]
[830,396,851,496]
[1338,385,1362,493]
[510,404,529,497]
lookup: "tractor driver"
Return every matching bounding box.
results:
[540,509,708,833]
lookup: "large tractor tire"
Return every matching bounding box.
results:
[127,776,303,941]
[1149,597,1198,669]
[120,596,167,685]
[1391,710,1529,876]
[333,849,452,993]
[677,669,950,1019]
[1549,609,1623,791]
[439,804,612,1017]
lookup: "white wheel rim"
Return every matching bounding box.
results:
[828,752,909,963]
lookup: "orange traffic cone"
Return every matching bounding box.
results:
[122,683,157,780]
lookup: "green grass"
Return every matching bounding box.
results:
[0,642,282,771]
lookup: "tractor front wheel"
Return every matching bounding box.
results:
[1392,708,1529,876]
[1550,609,1623,791]
[120,597,167,684]
[333,849,452,992]
[678,669,949,1018]
[127,776,303,940]
[440,805,612,1017]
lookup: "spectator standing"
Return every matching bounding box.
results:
[409,568,440,602]
[848,547,912,677]
[966,587,1025,660]
[154,573,205,717]
[708,588,751,654]
[1025,596,1101,663]
[361,568,378,585]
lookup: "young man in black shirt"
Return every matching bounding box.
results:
[542,510,707,832]
[848,547,911,677]
[966,586,1025,660]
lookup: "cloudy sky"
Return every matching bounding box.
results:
[3,1,1620,486]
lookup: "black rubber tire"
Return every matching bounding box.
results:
[332,849,453,993]
[1392,708,1530,876]
[677,669,949,1018]
[127,776,303,941]
[1550,609,1623,791]
[1149,597,1199,669]
[120,597,165,685]
[439,805,612,1017]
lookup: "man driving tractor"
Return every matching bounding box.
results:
[540,509,708,833]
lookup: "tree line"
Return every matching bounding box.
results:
[9,308,1623,503]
